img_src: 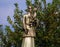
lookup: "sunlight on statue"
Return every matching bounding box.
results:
[22,6,38,47]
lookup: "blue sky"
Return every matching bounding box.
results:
[0,0,26,26]
[0,0,52,26]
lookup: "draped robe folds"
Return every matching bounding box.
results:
[22,13,36,47]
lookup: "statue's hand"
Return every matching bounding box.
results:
[25,29,28,34]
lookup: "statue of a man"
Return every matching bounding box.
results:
[23,6,38,37]
[22,6,38,47]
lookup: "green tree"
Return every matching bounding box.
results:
[34,0,60,47]
[0,25,3,47]
[5,3,23,47]
[0,25,6,47]
[5,0,60,47]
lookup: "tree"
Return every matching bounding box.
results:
[5,3,23,47]
[34,0,60,47]
[5,0,60,47]
[0,25,6,47]
[0,25,3,47]
[26,0,60,47]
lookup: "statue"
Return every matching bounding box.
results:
[22,6,38,47]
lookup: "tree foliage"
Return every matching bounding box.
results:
[4,0,60,47]
[5,3,23,47]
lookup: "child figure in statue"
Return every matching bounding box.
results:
[22,6,38,47]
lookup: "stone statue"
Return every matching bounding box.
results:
[22,6,38,47]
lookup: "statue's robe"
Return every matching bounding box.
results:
[23,14,36,37]
[22,13,36,47]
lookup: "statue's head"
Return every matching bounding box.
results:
[25,5,37,13]
[28,6,32,12]
[25,6,32,12]
[28,6,37,12]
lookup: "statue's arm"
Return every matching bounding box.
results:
[34,12,36,17]
[33,8,37,18]
[23,15,28,34]
[23,15,26,29]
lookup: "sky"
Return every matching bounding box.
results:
[0,0,26,26]
[0,0,52,26]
